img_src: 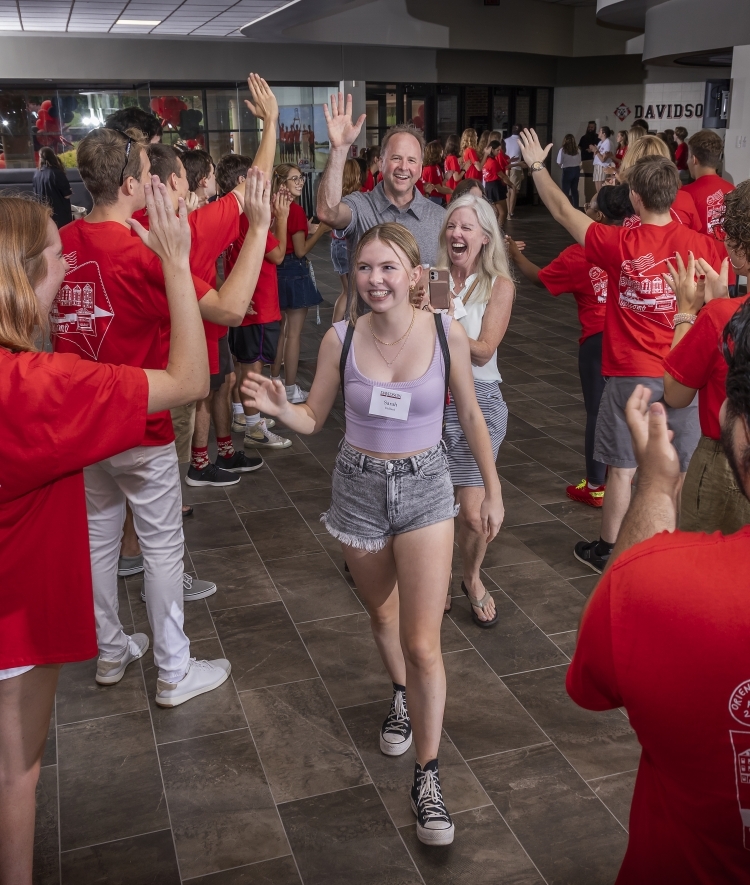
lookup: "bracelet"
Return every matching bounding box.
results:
[673,313,697,326]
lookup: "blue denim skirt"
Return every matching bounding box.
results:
[277,254,323,310]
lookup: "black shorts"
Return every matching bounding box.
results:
[228,321,280,365]
[485,180,508,203]
[209,334,233,391]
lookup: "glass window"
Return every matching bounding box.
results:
[150,91,205,150]
[437,92,458,144]
[492,91,509,135]
[515,90,530,129]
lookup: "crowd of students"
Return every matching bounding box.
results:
[2,70,750,882]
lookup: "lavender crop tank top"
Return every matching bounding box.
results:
[333,314,451,455]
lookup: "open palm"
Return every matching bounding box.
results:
[241,375,287,416]
[323,93,366,149]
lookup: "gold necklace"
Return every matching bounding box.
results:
[368,307,416,367]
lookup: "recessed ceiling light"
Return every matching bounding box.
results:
[115,19,161,26]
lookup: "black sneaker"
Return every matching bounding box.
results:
[380,685,412,756]
[574,539,609,574]
[215,451,264,473]
[411,759,454,846]
[185,462,241,488]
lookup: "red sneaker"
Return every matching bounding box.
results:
[566,479,605,508]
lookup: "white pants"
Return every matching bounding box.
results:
[84,443,189,683]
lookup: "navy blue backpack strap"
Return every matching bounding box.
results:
[339,322,355,411]
[434,312,451,414]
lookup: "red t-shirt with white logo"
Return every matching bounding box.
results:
[584,221,724,377]
[482,157,500,183]
[0,349,147,668]
[538,244,607,344]
[463,147,481,180]
[682,174,735,237]
[55,219,211,445]
[623,189,701,231]
[567,526,750,885]
[225,223,281,327]
[663,295,749,440]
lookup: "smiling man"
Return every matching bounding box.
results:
[316,93,445,274]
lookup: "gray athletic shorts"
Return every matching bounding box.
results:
[321,440,459,553]
[594,376,700,471]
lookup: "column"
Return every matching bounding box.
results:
[339,79,366,157]
[725,45,750,184]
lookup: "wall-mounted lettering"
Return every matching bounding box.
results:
[634,104,704,123]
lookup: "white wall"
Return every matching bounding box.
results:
[725,45,750,185]
[640,81,705,135]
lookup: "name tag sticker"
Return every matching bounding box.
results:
[369,386,412,421]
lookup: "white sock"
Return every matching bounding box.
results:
[232,402,244,416]
[587,480,602,489]
[244,413,262,428]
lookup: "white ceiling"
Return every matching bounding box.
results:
[0,0,297,36]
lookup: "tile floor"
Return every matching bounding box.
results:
[34,207,639,885]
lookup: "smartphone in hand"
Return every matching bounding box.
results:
[428,268,451,310]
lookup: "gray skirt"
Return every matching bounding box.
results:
[443,381,508,487]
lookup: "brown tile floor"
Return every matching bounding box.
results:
[35,207,639,885]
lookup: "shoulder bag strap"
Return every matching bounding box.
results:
[434,312,451,418]
[339,323,355,411]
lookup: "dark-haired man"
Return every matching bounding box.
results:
[181,149,216,211]
[105,106,162,143]
[567,354,750,884]
[317,94,444,270]
[681,129,735,237]
[518,129,724,572]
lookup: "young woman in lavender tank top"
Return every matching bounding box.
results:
[243,223,503,847]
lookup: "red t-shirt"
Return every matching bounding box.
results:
[225,222,281,326]
[55,219,211,445]
[682,174,735,237]
[584,221,724,377]
[421,164,443,196]
[496,151,509,174]
[463,147,481,180]
[286,201,308,255]
[538,244,608,344]
[624,189,701,231]
[615,146,627,168]
[675,142,689,171]
[0,349,147,668]
[362,170,375,193]
[663,295,749,440]
[567,527,750,885]
[482,156,499,183]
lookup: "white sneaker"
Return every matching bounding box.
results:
[140,574,217,603]
[244,418,292,449]
[96,633,149,685]
[231,413,247,432]
[285,383,309,404]
[155,657,231,708]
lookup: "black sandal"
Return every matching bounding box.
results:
[182,506,194,518]
[461,581,498,628]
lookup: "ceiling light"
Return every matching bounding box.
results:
[115,19,161,26]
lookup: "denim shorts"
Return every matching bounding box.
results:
[330,235,348,275]
[321,440,459,552]
[277,254,323,310]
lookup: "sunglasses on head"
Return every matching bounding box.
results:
[108,126,134,185]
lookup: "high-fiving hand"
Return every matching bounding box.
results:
[127,175,190,266]
[243,167,272,232]
[241,374,288,416]
[323,93,366,150]
[244,73,278,123]
[517,128,552,168]
[624,385,681,494]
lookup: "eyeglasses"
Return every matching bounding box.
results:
[108,126,134,185]
[286,174,306,184]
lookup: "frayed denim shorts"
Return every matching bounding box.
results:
[321,440,459,553]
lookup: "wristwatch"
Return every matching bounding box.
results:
[673,313,697,326]
[529,161,545,174]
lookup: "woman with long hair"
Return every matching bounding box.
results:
[421,139,452,206]
[557,133,581,208]
[331,158,362,322]
[270,162,330,402]
[442,134,464,201]
[243,222,503,846]
[32,146,73,228]
[0,178,218,884]
[460,127,482,181]
[436,194,513,622]
[615,130,628,170]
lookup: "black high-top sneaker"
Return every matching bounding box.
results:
[411,759,455,845]
[380,683,412,756]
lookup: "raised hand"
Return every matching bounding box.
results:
[241,374,288,416]
[624,385,680,491]
[518,128,552,167]
[244,73,278,123]
[243,166,272,232]
[272,190,291,220]
[697,257,729,302]
[323,93,366,150]
[663,251,703,316]
[127,175,190,267]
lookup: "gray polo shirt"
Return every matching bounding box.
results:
[341,181,445,268]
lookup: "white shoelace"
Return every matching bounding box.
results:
[383,690,409,737]
[417,769,450,824]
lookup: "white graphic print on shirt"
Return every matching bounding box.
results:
[589,266,608,303]
[51,256,114,360]
[729,679,750,849]
[706,189,726,235]
[618,252,677,328]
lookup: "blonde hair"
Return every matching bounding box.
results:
[0,196,52,352]
[437,193,514,305]
[460,128,478,153]
[342,158,361,197]
[618,134,669,176]
[348,223,421,324]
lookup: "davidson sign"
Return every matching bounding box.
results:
[634,103,704,121]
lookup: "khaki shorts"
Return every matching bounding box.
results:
[593,164,614,182]
[679,435,750,534]
[509,167,524,189]
[170,402,196,464]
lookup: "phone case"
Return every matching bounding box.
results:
[428,268,451,310]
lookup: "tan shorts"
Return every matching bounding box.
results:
[593,164,613,182]
[170,402,196,464]
[509,167,524,188]
[679,435,750,534]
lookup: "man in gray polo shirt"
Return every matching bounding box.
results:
[317,93,444,272]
